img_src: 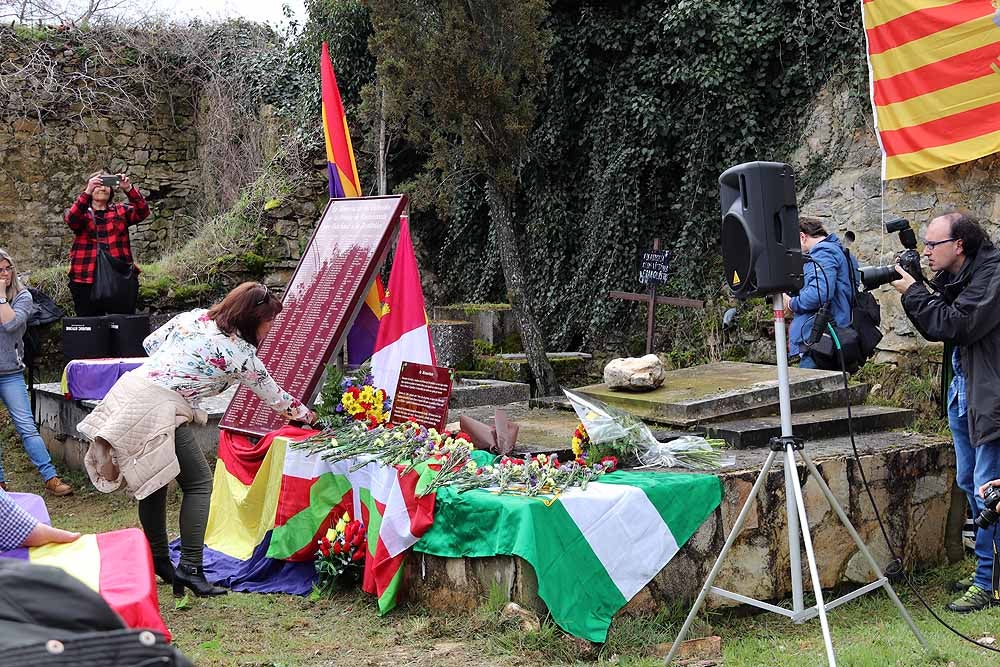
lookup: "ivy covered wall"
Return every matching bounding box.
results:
[414,0,867,350]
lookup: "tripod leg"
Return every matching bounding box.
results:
[664,449,781,665]
[797,450,928,649]
[786,445,838,666]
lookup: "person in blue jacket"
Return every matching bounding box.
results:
[783,217,855,368]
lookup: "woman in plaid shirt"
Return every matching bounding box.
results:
[64,171,150,316]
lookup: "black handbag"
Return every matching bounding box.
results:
[90,216,138,314]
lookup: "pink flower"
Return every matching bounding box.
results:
[208,356,227,370]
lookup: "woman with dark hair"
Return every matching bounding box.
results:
[64,170,149,316]
[0,249,73,496]
[79,283,314,597]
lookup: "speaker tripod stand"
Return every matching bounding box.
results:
[664,294,927,666]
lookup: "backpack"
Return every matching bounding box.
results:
[808,248,882,373]
[22,287,64,368]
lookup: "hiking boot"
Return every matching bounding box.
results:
[951,575,975,593]
[45,477,73,497]
[946,585,997,613]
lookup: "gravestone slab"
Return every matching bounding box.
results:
[575,361,845,426]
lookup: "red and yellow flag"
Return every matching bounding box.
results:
[863,0,1000,179]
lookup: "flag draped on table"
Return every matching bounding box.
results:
[414,470,723,643]
[183,426,316,595]
[863,0,1000,179]
[1,493,169,638]
[371,217,436,399]
[321,39,385,364]
[266,444,437,614]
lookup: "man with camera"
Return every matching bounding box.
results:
[891,212,1000,613]
[64,171,149,316]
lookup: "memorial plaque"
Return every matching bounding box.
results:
[388,361,454,431]
[220,195,407,437]
[638,249,671,286]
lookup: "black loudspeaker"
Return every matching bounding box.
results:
[719,161,805,300]
[62,317,111,361]
[108,314,150,357]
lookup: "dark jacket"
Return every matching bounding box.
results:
[901,244,1000,447]
[789,234,854,355]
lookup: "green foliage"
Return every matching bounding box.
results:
[855,347,948,434]
[417,1,867,351]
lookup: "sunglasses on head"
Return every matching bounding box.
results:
[255,285,270,306]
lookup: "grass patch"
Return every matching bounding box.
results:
[856,346,949,435]
[3,410,999,665]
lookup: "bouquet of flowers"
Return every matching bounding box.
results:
[563,388,730,470]
[291,420,477,493]
[445,452,618,497]
[315,362,391,430]
[312,512,367,598]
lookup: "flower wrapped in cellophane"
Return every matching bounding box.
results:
[562,387,731,470]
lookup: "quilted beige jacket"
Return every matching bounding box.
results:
[78,370,208,500]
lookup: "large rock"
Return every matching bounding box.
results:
[603,354,665,391]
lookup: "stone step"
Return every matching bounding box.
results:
[704,405,915,449]
[531,381,871,425]
[704,383,871,423]
[575,362,847,426]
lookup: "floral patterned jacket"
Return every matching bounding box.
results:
[136,309,308,421]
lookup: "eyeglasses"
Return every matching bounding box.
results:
[923,238,956,250]
[0,265,12,274]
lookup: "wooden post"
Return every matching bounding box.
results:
[645,238,660,354]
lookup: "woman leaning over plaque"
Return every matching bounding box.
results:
[78,282,315,597]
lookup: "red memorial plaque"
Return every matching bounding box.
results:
[220,195,407,437]
[388,362,454,431]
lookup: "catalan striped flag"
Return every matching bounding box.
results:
[863,0,1000,179]
[321,40,385,364]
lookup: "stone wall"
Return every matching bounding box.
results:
[0,32,206,270]
[792,85,1000,358]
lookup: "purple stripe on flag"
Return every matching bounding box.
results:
[0,493,50,560]
[328,162,346,199]
[170,532,315,595]
[347,302,381,365]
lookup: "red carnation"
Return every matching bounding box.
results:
[600,456,618,472]
[456,431,472,441]
[319,536,331,557]
[349,386,361,398]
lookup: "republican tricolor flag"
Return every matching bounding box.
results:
[321,40,385,363]
[863,0,1000,179]
[371,217,437,400]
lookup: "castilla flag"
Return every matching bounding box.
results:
[863,0,1000,179]
[320,40,385,364]
[371,217,436,400]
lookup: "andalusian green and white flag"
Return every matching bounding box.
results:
[415,471,722,642]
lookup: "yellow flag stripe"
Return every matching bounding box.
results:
[29,534,101,592]
[203,440,288,561]
[863,0,964,30]
[876,72,1000,131]
[884,126,1000,178]
[869,15,1000,80]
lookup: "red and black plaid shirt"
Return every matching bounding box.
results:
[64,188,150,284]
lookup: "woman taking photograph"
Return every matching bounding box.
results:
[79,282,314,597]
[0,249,73,496]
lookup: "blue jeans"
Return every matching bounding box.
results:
[799,354,818,369]
[948,399,1000,592]
[0,371,56,483]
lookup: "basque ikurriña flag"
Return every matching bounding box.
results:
[321,40,385,364]
[863,0,1000,179]
[371,216,437,400]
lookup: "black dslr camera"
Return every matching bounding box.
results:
[859,217,925,290]
[975,486,1000,529]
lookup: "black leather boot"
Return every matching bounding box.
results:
[173,563,228,598]
[152,556,175,584]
